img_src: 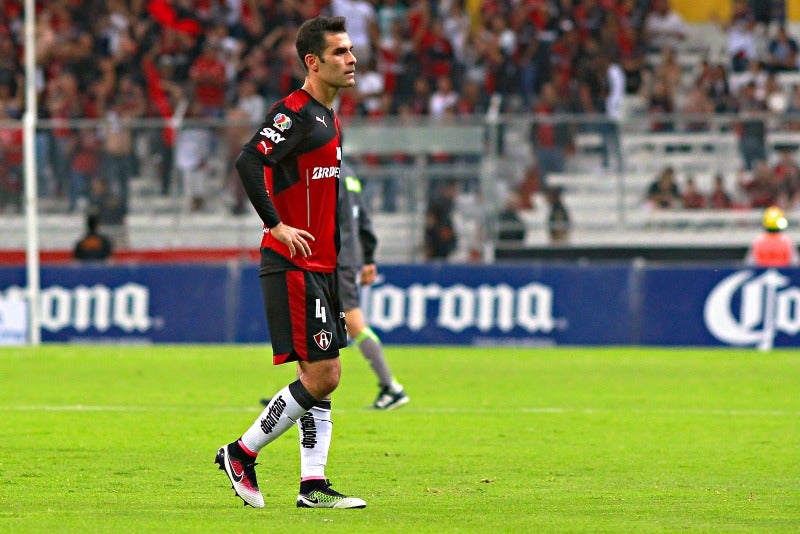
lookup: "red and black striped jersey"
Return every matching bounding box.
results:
[237,89,342,273]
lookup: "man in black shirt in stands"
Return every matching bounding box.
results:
[72,213,113,261]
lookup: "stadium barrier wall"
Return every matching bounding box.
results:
[1,263,799,349]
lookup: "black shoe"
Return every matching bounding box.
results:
[296,479,366,509]
[372,384,409,410]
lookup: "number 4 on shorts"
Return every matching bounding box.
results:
[315,299,327,323]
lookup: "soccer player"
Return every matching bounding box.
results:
[214,16,366,510]
[329,162,411,408]
[745,205,800,267]
[261,162,409,410]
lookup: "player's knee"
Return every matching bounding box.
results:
[319,373,340,396]
[300,359,341,398]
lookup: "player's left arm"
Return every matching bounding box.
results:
[355,181,379,284]
[356,185,378,266]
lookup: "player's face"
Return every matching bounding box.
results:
[316,32,357,89]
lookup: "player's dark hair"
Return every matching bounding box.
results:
[295,16,347,70]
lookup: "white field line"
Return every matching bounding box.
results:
[0,405,798,417]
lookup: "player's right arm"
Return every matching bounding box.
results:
[235,149,281,228]
[235,105,314,257]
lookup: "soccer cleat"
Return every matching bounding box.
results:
[215,444,265,508]
[372,384,409,410]
[297,479,366,509]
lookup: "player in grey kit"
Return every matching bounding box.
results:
[262,161,409,409]
[336,162,409,409]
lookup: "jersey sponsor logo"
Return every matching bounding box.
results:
[704,269,800,350]
[313,329,333,350]
[259,395,288,435]
[273,113,292,131]
[311,166,340,180]
[258,127,285,144]
[315,115,327,127]
[257,140,273,155]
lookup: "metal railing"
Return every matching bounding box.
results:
[1,111,797,261]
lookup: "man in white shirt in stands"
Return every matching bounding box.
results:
[643,0,688,53]
[331,0,379,64]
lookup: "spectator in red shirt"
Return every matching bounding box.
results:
[45,70,82,199]
[456,79,489,115]
[772,147,800,208]
[530,81,572,186]
[189,41,228,118]
[0,104,22,213]
[549,21,582,97]
[708,172,734,209]
[416,19,455,81]
[681,175,706,209]
[739,162,779,208]
[68,129,101,213]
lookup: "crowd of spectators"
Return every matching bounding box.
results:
[644,152,800,213]
[0,0,798,219]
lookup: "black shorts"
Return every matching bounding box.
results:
[260,269,347,365]
[337,266,360,312]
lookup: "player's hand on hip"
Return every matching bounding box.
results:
[271,222,314,258]
[360,263,377,284]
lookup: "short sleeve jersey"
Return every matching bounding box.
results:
[241,89,342,273]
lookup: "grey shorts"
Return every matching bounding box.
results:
[337,265,360,312]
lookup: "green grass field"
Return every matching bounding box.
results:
[0,345,798,533]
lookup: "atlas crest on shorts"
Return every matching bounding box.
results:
[313,329,333,350]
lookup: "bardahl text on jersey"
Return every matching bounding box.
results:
[311,166,340,180]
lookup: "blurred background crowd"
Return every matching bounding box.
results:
[0,0,799,254]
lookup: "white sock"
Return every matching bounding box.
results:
[298,400,333,481]
[241,380,316,455]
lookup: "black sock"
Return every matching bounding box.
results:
[228,439,255,460]
[300,478,328,493]
[288,379,317,411]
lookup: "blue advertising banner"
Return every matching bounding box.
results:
[0,264,231,343]
[360,264,633,346]
[639,267,800,349]
[2,263,799,347]
[236,264,268,344]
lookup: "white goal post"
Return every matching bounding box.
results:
[22,0,41,345]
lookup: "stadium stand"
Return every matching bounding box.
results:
[1,1,800,261]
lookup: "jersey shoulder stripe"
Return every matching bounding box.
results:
[284,89,312,113]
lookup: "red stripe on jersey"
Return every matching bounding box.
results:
[290,138,340,271]
[284,90,311,112]
[287,270,309,360]
[273,352,291,365]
